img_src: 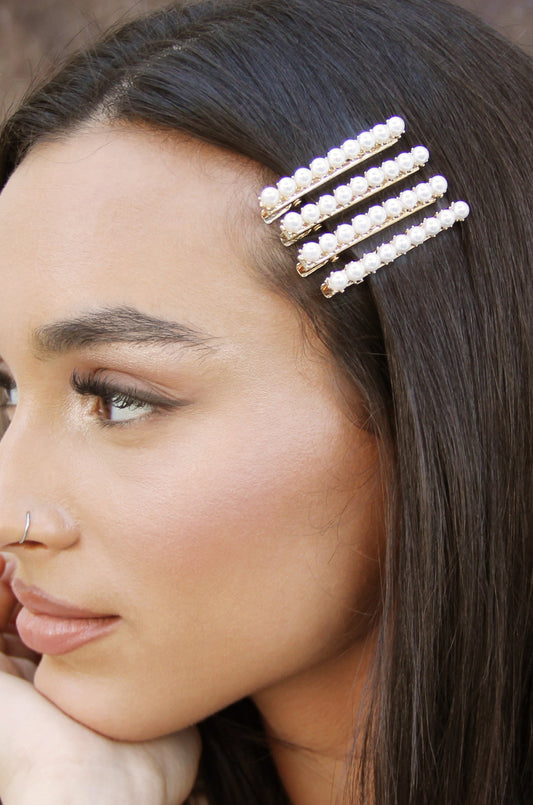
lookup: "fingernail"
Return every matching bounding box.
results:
[0,553,17,583]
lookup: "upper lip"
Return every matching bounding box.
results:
[11,578,115,619]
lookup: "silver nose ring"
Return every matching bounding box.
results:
[19,511,31,544]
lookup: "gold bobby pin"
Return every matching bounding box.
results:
[258,115,471,298]
[279,146,430,246]
[259,116,407,223]
[321,200,470,297]
[296,175,449,276]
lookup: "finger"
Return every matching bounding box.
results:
[141,727,202,805]
[0,672,63,757]
[0,603,22,655]
[0,654,20,675]
[0,557,17,632]
[2,633,40,663]
[15,657,37,682]
[0,585,16,630]
[5,602,22,635]
[0,672,54,791]
[0,654,36,681]
[0,554,16,584]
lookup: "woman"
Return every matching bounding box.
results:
[0,0,531,802]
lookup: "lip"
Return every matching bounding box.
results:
[12,579,119,655]
[12,579,112,619]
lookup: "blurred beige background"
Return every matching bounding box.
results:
[0,0,531,117]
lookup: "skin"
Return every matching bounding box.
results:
[0,126,384,804]
[0,556,201,805]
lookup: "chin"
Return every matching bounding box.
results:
[33,658,201,742]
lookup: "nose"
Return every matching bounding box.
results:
[0,416,80,552]
[0,507,78,551]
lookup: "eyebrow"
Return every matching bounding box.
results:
[32,305,215,358]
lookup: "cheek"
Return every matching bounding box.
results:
[99,407,379,608]
[160,417,378,646]
[37,405,383,740]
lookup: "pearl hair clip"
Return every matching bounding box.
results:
[258,116,470,298]
[259,116,407,224]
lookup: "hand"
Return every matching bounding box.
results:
[0,555,38,680]
[0,556,201,805]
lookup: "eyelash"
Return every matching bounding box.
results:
[0,369,183,434]
[71,371,182,427]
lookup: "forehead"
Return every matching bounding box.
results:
[0,125,285,341]
[2,125,257,229]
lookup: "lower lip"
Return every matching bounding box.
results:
[16,607,119,655]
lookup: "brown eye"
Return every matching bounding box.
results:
[95,391,154,423]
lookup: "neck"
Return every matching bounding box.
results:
[253,630,377,805]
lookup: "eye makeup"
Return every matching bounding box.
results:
[70,369,189,426]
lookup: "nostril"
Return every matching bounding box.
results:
[1,509,81,551]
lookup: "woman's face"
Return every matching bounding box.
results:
[0,127,383,740]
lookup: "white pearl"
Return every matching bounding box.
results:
[362,253,381,273]
[260,186,280,208]
[373,123,391,143]
[328,270,349,292]
[327,147,346,169]
[393,234,412,253]
[387,116,405,136]
[424,216,442,236]
[384,198,403,218]
[282,212,303,232]
[294,167,313,188]
[437,208,456,228]
[415,182,434,203]
[397,152,415,172]
[358,130,376,151]
[430,175,448,196]
[318,195,337,215]
[334,184,353,205]
[350,176,368,196]
[407,225,426,245]
[400,189,418,210]
[346,261,367,282]
[342,139,361,159]
[366,167,385,187]
[382,159,401,180]
[310,157,329,178]
[319,233,338,254]
[352,214,371,235]
[452,200,470,220]
[412,145,430,165]
[301,204,320,225]
[336,224,355,244]
[277,177,297,199]
[368,205,387,225]
[378,243,397,264]
[300,242,322,264]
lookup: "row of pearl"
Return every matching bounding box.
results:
[321,201,471,297]
[297,175,449,275]
[279,146,430,245]
[259,116,406,222]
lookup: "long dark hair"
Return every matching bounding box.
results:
[1,1,531,802]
